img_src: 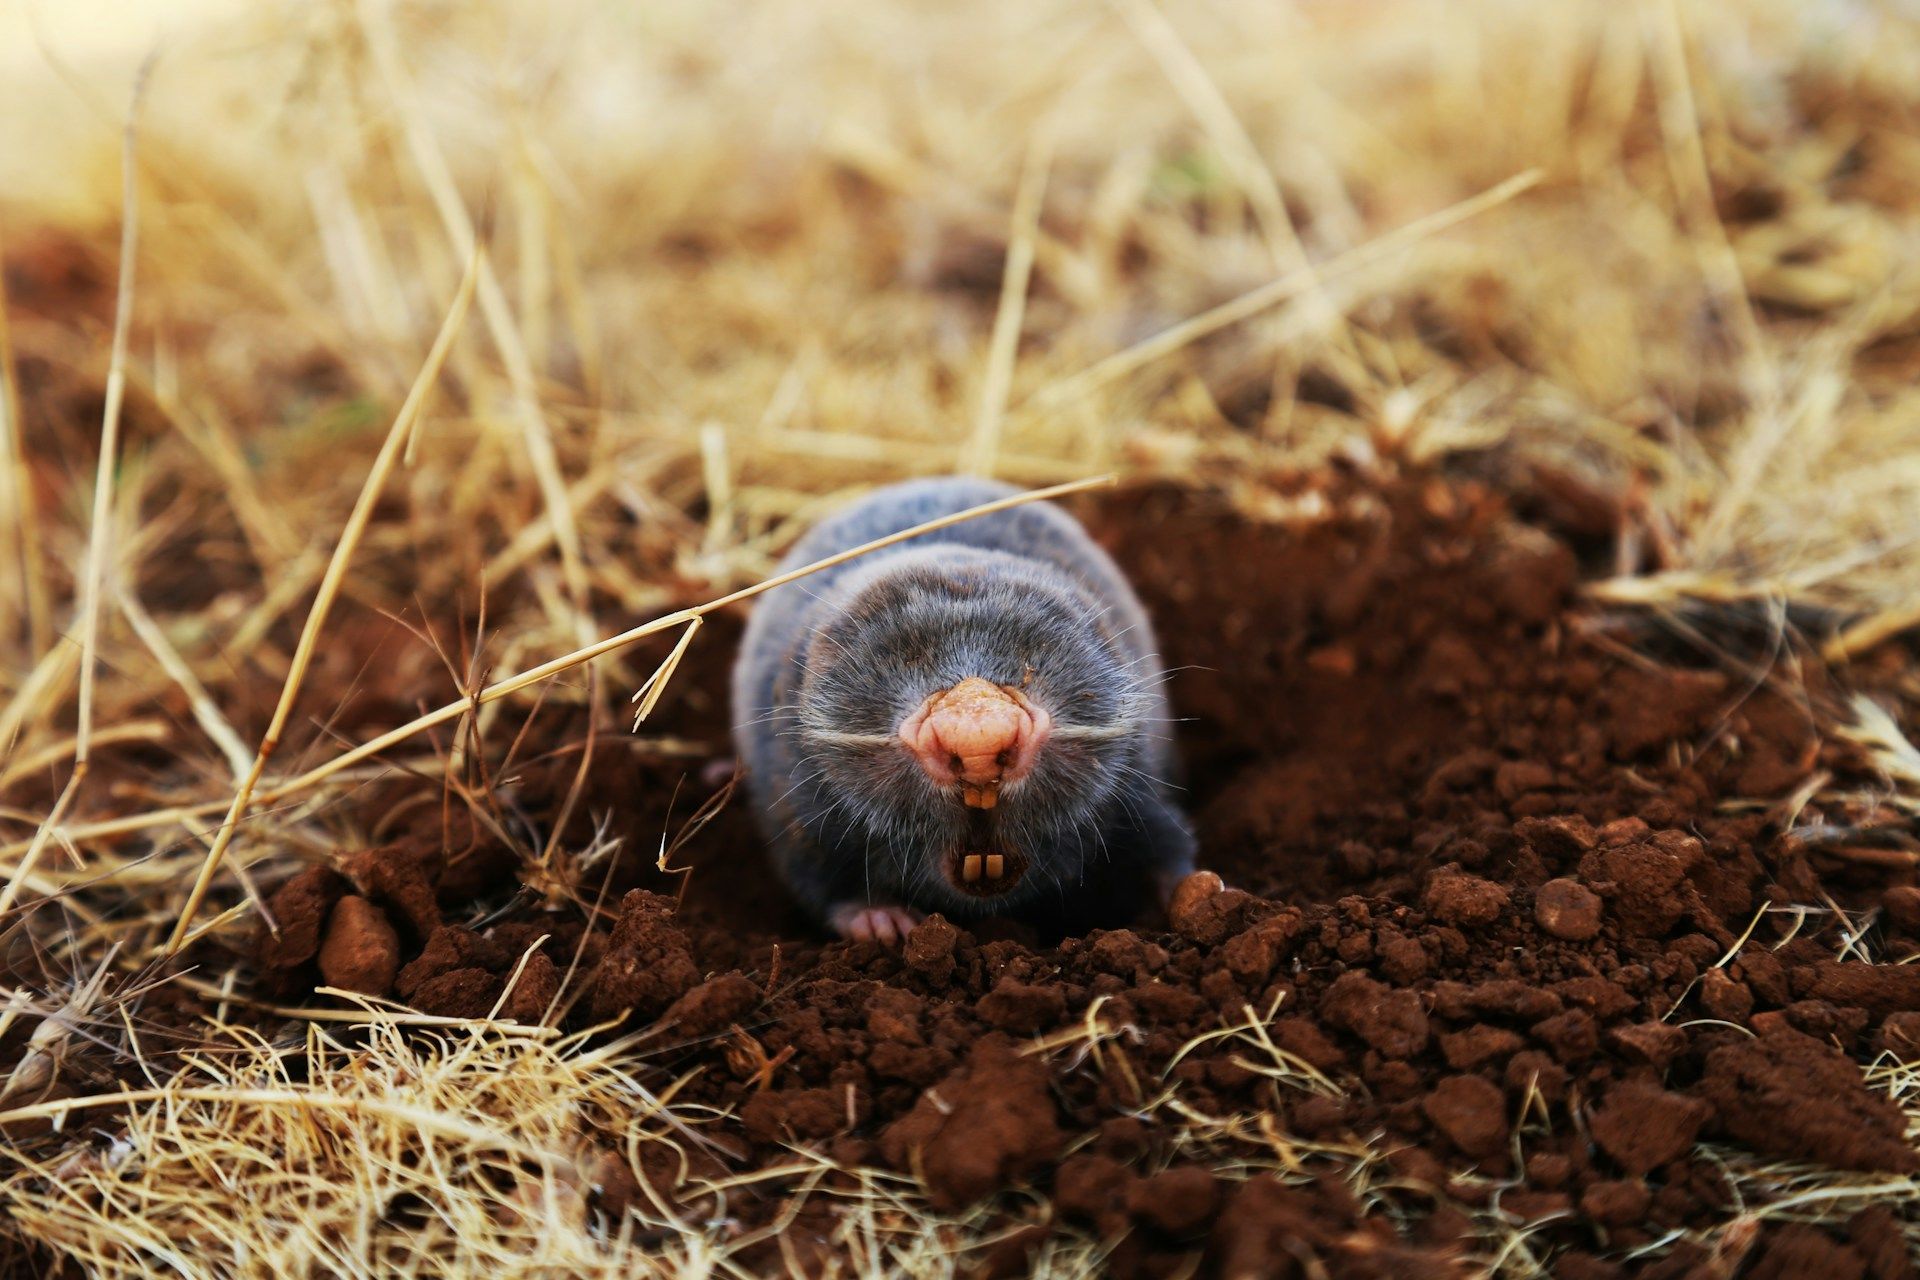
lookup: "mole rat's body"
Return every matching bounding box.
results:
[732,477,1195,941]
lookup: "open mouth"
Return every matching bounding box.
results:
[946,847,1027,897]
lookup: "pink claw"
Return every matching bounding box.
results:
[830,904,924,947]
[898,678,1052,808]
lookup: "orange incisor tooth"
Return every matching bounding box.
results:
[962,783,997,809]
[962,854,983,883]
[985,854,1004,879]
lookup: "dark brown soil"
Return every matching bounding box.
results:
[206,473,1920,1274]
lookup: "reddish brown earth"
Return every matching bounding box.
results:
[235,473,1920,1276]
[15,462,1920,1276]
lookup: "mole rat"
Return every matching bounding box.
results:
[731,476,1196,944]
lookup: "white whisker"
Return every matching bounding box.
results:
[1050,721,1139,742]
[800,728,898,748]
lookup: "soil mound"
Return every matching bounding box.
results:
[243,475,1920,1276]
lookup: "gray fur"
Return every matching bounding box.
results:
[731,477,1195,927]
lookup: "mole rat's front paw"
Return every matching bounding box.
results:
[829,903,925,948]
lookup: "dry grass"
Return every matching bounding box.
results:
[0,999,1123,1278]
[2,992,1917,1278]
[3,0,1920,1274]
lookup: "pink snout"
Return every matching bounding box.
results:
[899,677,1052,808]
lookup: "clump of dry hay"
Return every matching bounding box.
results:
[3,0,1920,1275]
[4,993,1915,1278]
[0,1008,1023,1278]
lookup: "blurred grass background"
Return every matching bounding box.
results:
[4,0,1917,641]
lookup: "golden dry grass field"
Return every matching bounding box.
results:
[2,1,1920,1276]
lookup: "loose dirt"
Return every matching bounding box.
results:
[236,472,1920,1275]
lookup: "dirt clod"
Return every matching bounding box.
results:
[316,895,400,997]
[1422,1074,1508,1159]
[879,1035,1063,1211]
[1534,878,1603,941]
[498,952,559,1024]
[1127,1165,1220,1236]
[977,977,1067,1034]
[1696,1028,1919,1173]
[340,844,443,940]
[663,971,760,1035]
[1322,972,1429,1058]
[254,866,346,977]
[1422,866,1509,928]
[1882,886,1920,934]
[902,916,961,981]
[591,891,702,1021]
[1589,1081,1711,1176]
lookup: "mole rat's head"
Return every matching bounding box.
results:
[791,550,1151,918]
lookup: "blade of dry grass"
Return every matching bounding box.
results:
[357,0,594,646]
[1643,0,1782,558]
[0,721,168,796]
[1021,168,1543,414]
[1824,602,1920,664]
[962,124,1055,477]
[0,72,146,922]
[1643,0,1773,397]
[0,1085,564,1165]
[162,251,482,953]
[0,642,78,763]
[0,224,49,658]
[115,583,252,780]
[630,617,703,730]
[1112,0,1370,425]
